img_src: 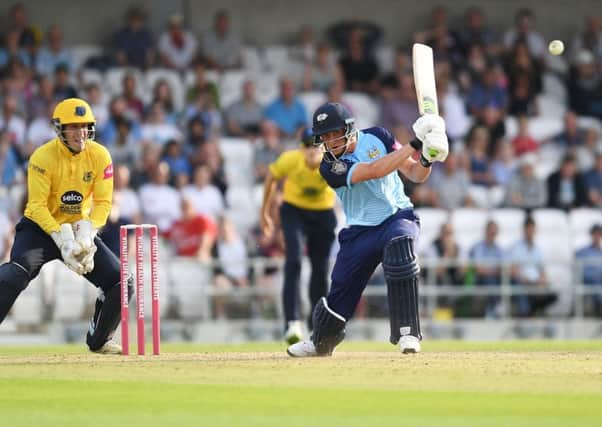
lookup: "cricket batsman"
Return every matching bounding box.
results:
[287,102,448,357]
[0,98,132,354]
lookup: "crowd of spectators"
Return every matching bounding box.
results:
[0,3,601,318]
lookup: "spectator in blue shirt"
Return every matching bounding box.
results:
[575,224,602,316]
[467,64,508,117]
[584,152,602,207]
[264,78,308,141]
[0,29,31,69]
[162,139,191,182]
[0,131,20,186]
[35,26,73,76]
[469,220,504,317]
[507,216,556,317]
[114,6,154,69]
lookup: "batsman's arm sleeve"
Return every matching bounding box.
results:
[27,157,61,234]
[89,147,114,229]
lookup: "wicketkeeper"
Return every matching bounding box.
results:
[0,98,132,354]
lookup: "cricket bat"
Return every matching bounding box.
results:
[411,43,441,162]
[412,43,438,115]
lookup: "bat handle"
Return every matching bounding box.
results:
[409,138,433,167]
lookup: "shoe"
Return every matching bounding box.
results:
[92,339,123,355]
[399,335,421,354]
[287,340,320,357]
[284,321,303,345]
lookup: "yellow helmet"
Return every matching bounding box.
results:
[51,98,96,144]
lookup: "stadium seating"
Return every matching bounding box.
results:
[414,207,449,253]
[50,261,89,321]
[451,208,490,255]
[219,137,254,188]
[253,71,280,106]
[218,70,247,109]
[168,258,212,319]
[298,91,327,118]
[342,92,379,129]
[145,68,186,112]
[71,44,104,71]
[105,67,146,100]
[491,208,526,248]
[241,45,263,72]
[569,208,602,250]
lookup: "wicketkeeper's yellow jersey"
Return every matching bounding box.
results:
[269,149,335,211]
[24,138,114,234]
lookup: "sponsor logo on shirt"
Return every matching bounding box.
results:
[368,147,380,159]
[302,187,319,197]
[330,161,347,175]
[30,163,46,174]
[83,171,94,182]
[60,191,83,214]
[103,163,113,179]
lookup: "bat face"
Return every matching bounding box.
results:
[412,43,439,116]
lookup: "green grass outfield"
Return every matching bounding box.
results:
[1,340,601,427]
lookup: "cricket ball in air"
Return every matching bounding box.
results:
[548,40,564,56]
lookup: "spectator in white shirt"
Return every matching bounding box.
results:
[181,164,225,221]
[114,164,141,224]
[159,14,198,71]
[139,162,181,231]
[502,9,546,60]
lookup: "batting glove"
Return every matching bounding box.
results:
[51,224,85,275]
[412,114,446,143]
[422,129,449,163]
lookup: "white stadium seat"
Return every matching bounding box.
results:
[105,67,146,99]
[253,71,280,106]
[298,91,327,118]
[169,258,212,319]
[145,68,186,112]
[219,137,254,188]
[533,209,572,263]
[241,45,264,72]
[491,208,526,249]
[48,261,88,321]
[263,45,291,73]
[219,70,247,109]
[569,208,602,250]
[451,208,489,255]
[504,115,564,141]
[532,208,570,235]
[414,208,449,253]
[80,69,104,88]
[71,44,104,71]
[342,92,380,129]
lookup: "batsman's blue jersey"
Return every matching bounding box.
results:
[319,127,420,319]
[319,127,412,226]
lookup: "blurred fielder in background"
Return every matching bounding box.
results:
[0,98,130,354]
[287,102,448,357]
[261,128,337,345]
